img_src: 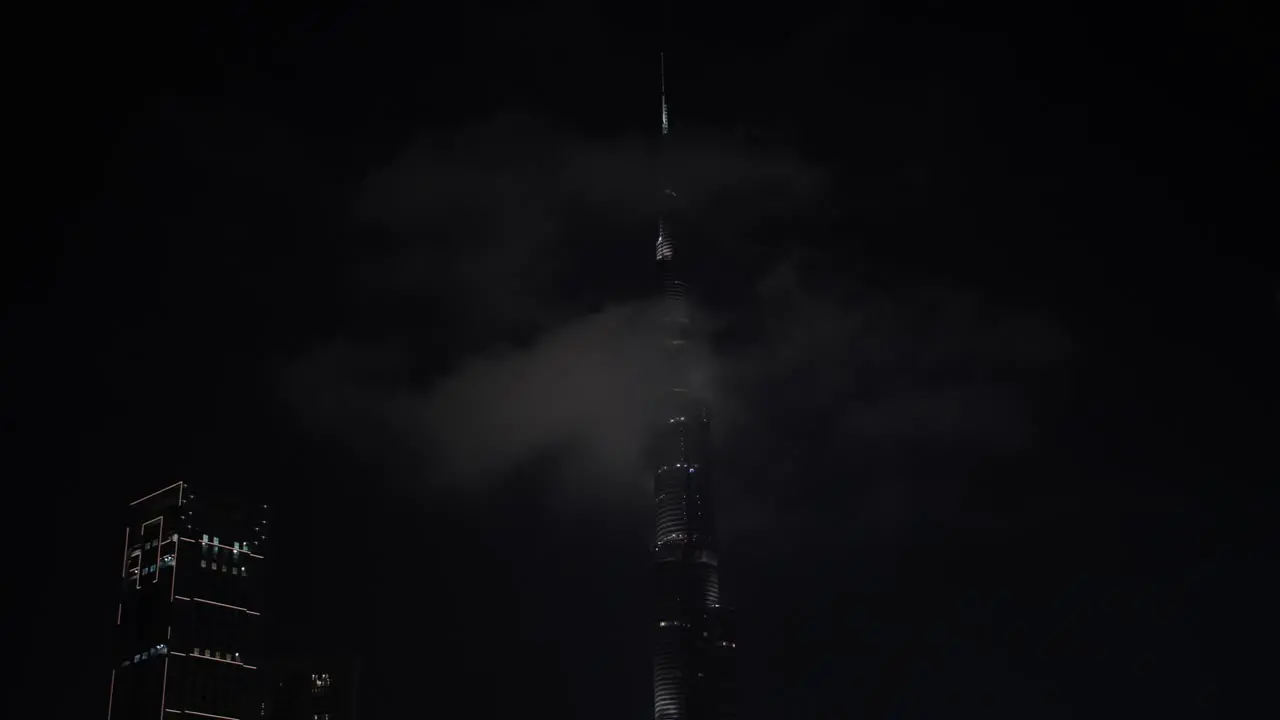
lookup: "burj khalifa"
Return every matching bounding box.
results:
[651,53,736,720]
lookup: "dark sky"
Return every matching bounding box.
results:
[4,1,1277,718]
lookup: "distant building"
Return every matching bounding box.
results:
[108,481,270,719]
[270,656,363,720]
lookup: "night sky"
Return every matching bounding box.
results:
[5,1,1277,718]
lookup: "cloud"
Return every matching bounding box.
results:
[398,300,692,488]
[288,111,819,503]
[284,111,1075,542]
[287,297,721,517]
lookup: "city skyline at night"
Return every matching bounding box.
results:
[5,4,1273,719]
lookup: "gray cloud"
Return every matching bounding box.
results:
[287,298,719,518]
[399,300,694,492]
[285,112,1075,541]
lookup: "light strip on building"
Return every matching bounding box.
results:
[169,539,179,601]
[137,516,162,590]
[159,657,170,720]
[130,482,183,506]
[154,517,164,584]
[181,596,261,616]
[182,710,240,720]
[120,527,130,578]
[185,653,256,669]
[116,604,121,626]
[107,669,115,720]
[179,537,265,559]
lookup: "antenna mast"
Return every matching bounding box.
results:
[661,52,669,136]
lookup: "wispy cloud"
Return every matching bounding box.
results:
[285,112,1074,542]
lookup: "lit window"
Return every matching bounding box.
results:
[212,563,218,570]
[193,647,200,655]
[241,567,248,577]
[200,560,207,568]
[202,534,208,543]
[216,651,222,659]
[232,567,239,575]
[213,536,219,546]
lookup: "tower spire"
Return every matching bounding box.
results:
[661,52,669,136]
[651,47,736,720]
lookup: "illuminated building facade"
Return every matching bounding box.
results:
[108,481,270,720]
[652,53,737,720]
[270,656,362,720]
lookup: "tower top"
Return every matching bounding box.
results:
[661,53,669,136]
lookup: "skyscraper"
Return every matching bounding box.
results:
[652,54,737,720]
[109,481,269,719]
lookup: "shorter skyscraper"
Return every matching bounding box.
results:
[109,481,270,719]
[270,655,363,720]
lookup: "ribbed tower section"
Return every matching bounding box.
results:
[652,53,736,720]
